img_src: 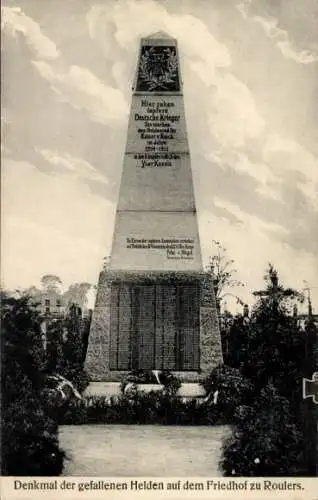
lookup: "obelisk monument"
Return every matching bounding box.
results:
[85,32,222,383]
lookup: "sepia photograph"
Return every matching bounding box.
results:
[1,0,317,483]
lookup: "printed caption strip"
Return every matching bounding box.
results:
[1,477,318,499]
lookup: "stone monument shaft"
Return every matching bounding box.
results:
[85,32,222,382]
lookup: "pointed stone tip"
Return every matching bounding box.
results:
[143,30,175,40]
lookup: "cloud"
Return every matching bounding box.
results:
[199,200,318,308]
[195,148,318,258]
[32,61,128,125]
[2,6,59,59]
[277,41,318,65]
[233,153,282,201]
[112,61,130,93]
[87,0,231,73]
[213,201,243,226]
[205,149,281,202]
[87,0,265,153]
[36,148,108,184]
[236,0,318,64]
[258,135,318,254]
[209,74,265,149]
[214,197,288,236]
[2,0,317,307]
[236,0,250,19]
[263,134,318,207]
[2,159,115,289]
[210,202,243,226]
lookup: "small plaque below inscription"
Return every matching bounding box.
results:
[126,237,194,260]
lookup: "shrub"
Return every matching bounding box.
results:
[1,293,65,475]
[201,364,254,424]
[218,266,316,476]
[220,384,305,476]
[60,388,221,426]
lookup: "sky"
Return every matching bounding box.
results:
[1,0,318,311]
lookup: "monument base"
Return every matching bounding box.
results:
[84,271,223,383]
[83,381,207,399]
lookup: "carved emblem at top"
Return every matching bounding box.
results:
[136,45,180,92]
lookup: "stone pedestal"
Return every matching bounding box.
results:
[85,272,223,383]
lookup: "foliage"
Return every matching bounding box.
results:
[243,266,306,409]
[304,316,318,377]
[219,264,314,476]
[21,285,42,301]
[220,385,305,476]
[22,277,94,317]
[40,275,62,292]
[60,390,222,426]
[1,293,65,475]
[221,313,250,367]
[63,282,92,310]
[44,318,65,373]
[301,316,318,475]
[202,240,244,309]
[80,310,93,365]
[201,364,254,423]
[159,371,182,396]
[253,264,304,307]
[49,304,90,393]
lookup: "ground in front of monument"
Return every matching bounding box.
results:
[60,425,230,476]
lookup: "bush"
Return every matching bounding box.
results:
[51,305,89,394]
[218,266,316,476]
[60,389,221,426]
[201,364,254,424]
[1,293,65,475]
[220,384,305,476]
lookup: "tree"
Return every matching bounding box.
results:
[40,275,62,292]
[44,317,65,373]
[201,241,245,361]
[220,265,311,476]
[1,293,65,475]
[202,240,244,312]
[253,264,303,314]
[224,312,250,368]
[63,282,92,310]
[245,264,305,406]
[22,285,42,298]
[53,304,88,392]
